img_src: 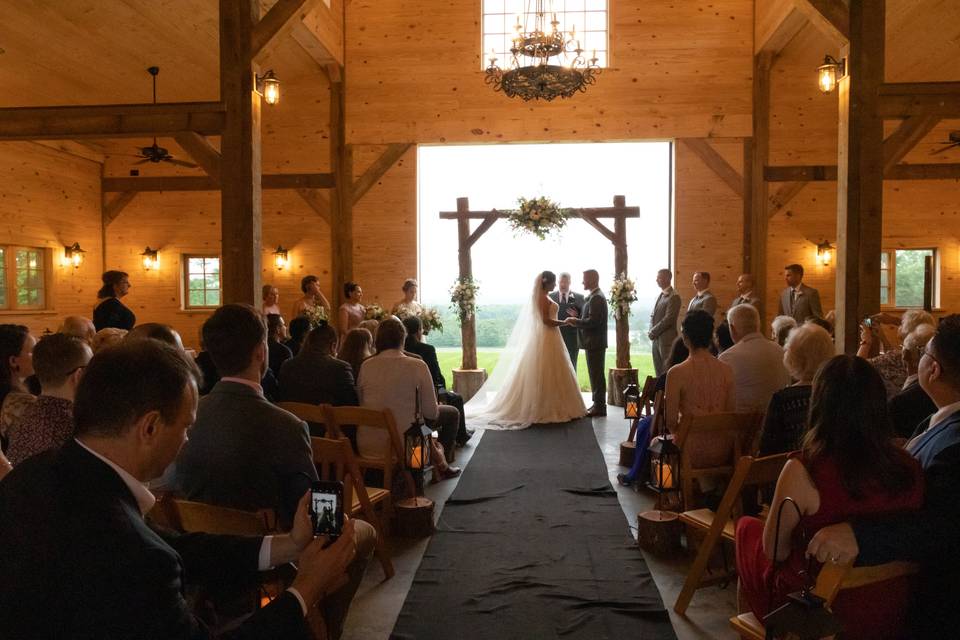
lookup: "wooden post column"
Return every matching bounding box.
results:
[328,75,351,312]
[219,0,262,305]
[835,1,885,353]
[750,52,773,325]
[456,197,478,371]
[612,195,630,370]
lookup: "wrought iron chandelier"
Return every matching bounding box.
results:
[485,1,601,102]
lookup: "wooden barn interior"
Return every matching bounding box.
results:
[1,1,958,638]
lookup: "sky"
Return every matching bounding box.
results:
[417,142,672,307]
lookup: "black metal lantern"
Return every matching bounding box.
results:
[404,422,433,496]
[623,382,641,420]
[646,434,681,510]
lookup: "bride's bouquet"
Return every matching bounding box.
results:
[609,273,638,319]
[419,307,444,334]
[450,277,480,322]
[506,196,570,240]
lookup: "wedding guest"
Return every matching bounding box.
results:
[338,282,366,334]
[5,334,91,467]
[806,316,834,335]
[0,325,37,450]
[90,327,127,353]
[731,273,760,308]
[358,319,380,341]
[280,322,359,421]
[392,278,423,317]
[93,270,136,331]
[888,324,937,438]
[719,304,790,413]
[126,322,185,351]
[770,315,797,347]
[859,310,935,398]
[285,315,311,357]
[715,322,734,353]
[687,271,717,319]
[291,275,331,320]
[737,356,923,640]
[758,323,835,455]
[58,316,96,345]
[262,284,281,316]
[649,269,682,377]
[339,328,374,378]
[267,313,293,375]
[777,263,822,323]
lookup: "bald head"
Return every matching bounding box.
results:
[60,316,96,344]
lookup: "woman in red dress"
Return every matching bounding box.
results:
[736,355,923,640]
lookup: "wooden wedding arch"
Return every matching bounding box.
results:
[440,195,640,403]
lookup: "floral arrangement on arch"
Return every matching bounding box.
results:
[304,304,329,328]
[609,273,638,319]
[419,307,444,334]
[506,196,571,240]
[450,277,480,322]
[363,303,387,322]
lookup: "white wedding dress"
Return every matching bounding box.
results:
[466,275,587,429]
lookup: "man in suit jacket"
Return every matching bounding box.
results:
[777,263,822,323]
[807,314,960,638]
[648,269,682,377]
[549,271,585,370]
[565,269,607,416]
[731,273,761,309]
[687,271,718,319]
[0,339,373,640]
[173,305,318,530]
[279,323,359,410]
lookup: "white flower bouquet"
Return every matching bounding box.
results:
[450,277,480,322]
[506,196,570,240]
[364,303,387,321]
[419,307,444,334]
[609,273,638,319]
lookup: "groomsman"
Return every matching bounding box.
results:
[731,273,761,308]
[778,263,823,323]
[648,269,681,377]
[550,272,584,370]
[687,271,718,318]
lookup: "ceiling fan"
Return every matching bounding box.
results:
[930,131,960,155]
[132,66,197,168]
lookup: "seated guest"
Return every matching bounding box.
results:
[339,327,374,377]
[58,315,96,345]
[719,304,790,413]
[357,317,460,480]
[338,282,366,335]
[715,322,734,353]
[737,355,923,640]
[391,278,423,317]
[0,325,37,448]
[357,319,380,341]
[770,315,797,346]
[5,334,91,467]
[93,270,136,331]
[285,315,311,356]
[805,315,833,335]
[758,323,835,455]
[126,322,185,350]
[91,327,127,353]
[279,322,359,425]
[173,304,318,528]
[291,275,331,320]
[888,324,937,439]
[267,313,293,375]
[859,309,935,398]
[262,283,281,316]
[402,315,473,446]
[0,339,374,640]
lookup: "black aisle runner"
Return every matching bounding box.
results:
[391,419,677,640]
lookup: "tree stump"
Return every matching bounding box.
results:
[619,440,636,467]
[396,497,435,538]
[452,368,487,402]
[637,510,682,555]
[607,367,638,406]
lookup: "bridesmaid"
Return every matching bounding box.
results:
[392,278,423,318]
[338,282,365,333]
[262,284,281,316]
[93,271,135,331]
[291,275,331,319]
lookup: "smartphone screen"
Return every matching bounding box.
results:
[310,481,344,539]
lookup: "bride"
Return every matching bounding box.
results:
[466,271,587,428]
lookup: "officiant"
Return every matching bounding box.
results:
[550,272,585,369]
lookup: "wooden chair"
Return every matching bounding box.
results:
[311,435,395,579]
[729,559,920,639]
[172,499,274,535]
[674,412,765,509]
[325,406,408,492]
[674,453,790,614]
[277,402,332,435]
[624,375,658,444]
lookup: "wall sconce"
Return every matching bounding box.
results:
[62,242,85,268]
[141,247,159,271]
[817,240,835,267]
[255,70,281,105]
[817,55,845,94]
[273,245,289,270]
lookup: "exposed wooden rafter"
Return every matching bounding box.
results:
[173,132,222,179]
[352,143,413,205]
[678,138,744,198]
[878,82,960,118]
[251,0,320,60]
[793,0,850,43]
[757,6,808,56]
[102,191,138,226]
[882,115,940,170]
[295,187,331,225]
[766,163,960,181]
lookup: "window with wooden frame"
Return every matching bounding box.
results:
[880,248,938,309]
[182,255,221,309]
[0,245,50,311]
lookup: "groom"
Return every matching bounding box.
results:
[564,269,608,417]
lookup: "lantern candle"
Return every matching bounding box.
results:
[410,445,423,469]
[651,459,675,489]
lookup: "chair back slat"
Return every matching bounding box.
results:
[310,436,354,512]
[639,375,657,416]
[327,406,416,498]
[173,500,271,536]
[277,402,333,434]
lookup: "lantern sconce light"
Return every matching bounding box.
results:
[816,240,835,267]
[817,55,845,94]
[255,70,281,105]
[62,242,85,269]
[141,247,159,271]
[273,245,289,271]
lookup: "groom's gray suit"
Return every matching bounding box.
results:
[570,288,608,409]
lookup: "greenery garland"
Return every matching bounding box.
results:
[450,277,480,322]
[505,196,571,240]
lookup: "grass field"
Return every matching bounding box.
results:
[435,348,655,392]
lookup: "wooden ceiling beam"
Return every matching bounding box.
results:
[882,115,940,171]
[878,82,960,117]
[102,173,333,192]
[678,138,744,198]
[793,0,850,43]
[295,187,331,225]
[352,143,413,205]
[102,191,138,226]
[757,6,808,57]
[768,181,808,218]
[0,102,224,140]
[173,132,222,179]
[298,0,344,66]
[251,0,320,61]
[766,163,960,181]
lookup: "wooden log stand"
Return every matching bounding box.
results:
[607,367,639,407]
[452,368,487,403]
[637,510,682,556]
[619,439,637,467]
[395,496,435,538]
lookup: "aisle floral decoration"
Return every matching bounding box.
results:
[450,277,480,322]
[609,273,638,319]
[505,196,571,240]
[303,304,329,328]
[419,307,444,334]
[364,303,387,321]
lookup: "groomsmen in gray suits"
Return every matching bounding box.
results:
[648,269,681,377]
[778,263,823,323]
[687,271,718,318]
[731,273,761,308]
[549,272,584,370]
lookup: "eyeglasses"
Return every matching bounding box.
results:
[921,346,942,369]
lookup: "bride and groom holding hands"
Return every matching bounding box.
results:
[470,269,607,427]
